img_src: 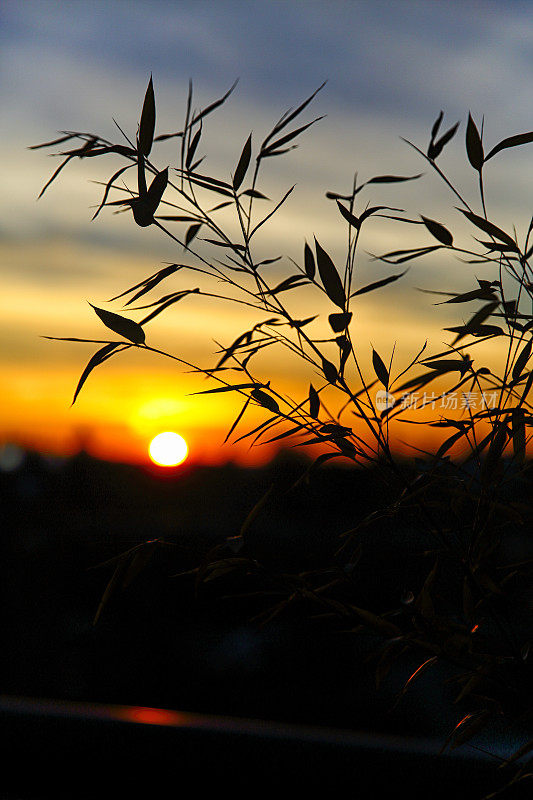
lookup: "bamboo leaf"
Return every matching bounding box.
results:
[481,420,509,486]
[372,348,389,389]
[336,335,351,371]
[185,124,202,170]
[146,167,168,213]
[336,201,360,229]
[434,429,466,461]
[444,711,492,752]
[139,289,199,325]
[359,205,403,224]
[512,339,532,382]
[351,271,406,297]
[440,288,497,304]
[451,301,499,343]
[314,238,345,309]
[262,117,324,157]
[204,238,246,251]
[428,121,459,160]
[224,397,251,444]
[328,312,352,332]
[29,132,79,150]
[444,323,502,339]
[457,208,518,249]
[485,130,533,162]
[109,264,180,303]
[90,304,145,344]
[397,656,438,702]
[266,275,309,296]
[325,191,352,201]
[466,113,484,171]
[322,357,338,384]
[185,223,202,248]
[309,383,319,419]
[216,330,253,369]
[261,81,326,151]
[366,173,422,185]
[92,165,132,220]
[233,133,252,191]
[37,154,75,198]
[304,242,316,279]
[156,215,201,222]
[190,382,263,396]
[181,174,233,197]
[376,245,442,264]
[396,370,440,392]
[423,358,472,375]
[241,188,269,199]
[421,216,453,246]
[430,110,444,142]
[259,146,297,159]
[189,79,239,128]
[139,75,156,156]
[251,388,280,414]
[249,185,295,238]
[72,342,124,406]
[180,171,233,190]
[476,239,518,254]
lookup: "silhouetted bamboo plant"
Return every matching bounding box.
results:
[33,77,532,781]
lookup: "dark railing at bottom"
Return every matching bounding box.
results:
[0,695,506,798]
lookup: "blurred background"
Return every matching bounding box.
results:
[2,0,532,465]
[1,0,532,735]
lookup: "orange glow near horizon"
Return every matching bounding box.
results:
[0,357,526,468]
[116,706,188,727]
[0,287,519,468]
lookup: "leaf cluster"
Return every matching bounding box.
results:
[34,78,533,783]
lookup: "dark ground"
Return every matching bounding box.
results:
[0,448,530,745]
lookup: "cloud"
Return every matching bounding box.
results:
[2,0,531,458]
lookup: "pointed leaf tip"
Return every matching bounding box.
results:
[233,133,252,191]
[309,384,319,419]
[428,120,459,160]
[304,242,316,279]
[139,75,156,156]
[72,342,122,406]
[430,110,444,142]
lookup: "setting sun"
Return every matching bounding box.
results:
[149,432,188,467]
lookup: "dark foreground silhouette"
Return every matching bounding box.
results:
[1,449,531,796]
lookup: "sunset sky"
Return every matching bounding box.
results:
[1,0,532,466]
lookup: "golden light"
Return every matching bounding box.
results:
[148,431,188,467]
